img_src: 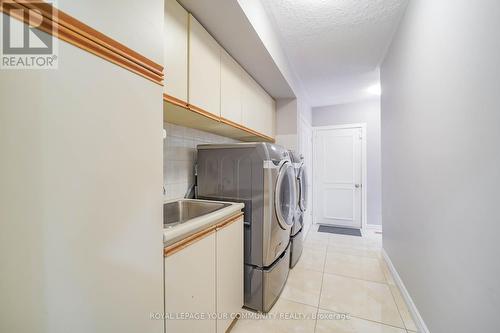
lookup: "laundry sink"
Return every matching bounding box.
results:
[163,199,244,247]
[164,199,231,229]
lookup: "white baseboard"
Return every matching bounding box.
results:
[382,249,430,333]
[366,224,382,232]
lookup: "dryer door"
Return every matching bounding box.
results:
[275,162,297,230]
[298,164,308,212]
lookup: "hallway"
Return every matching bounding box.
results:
[232,227,417,333]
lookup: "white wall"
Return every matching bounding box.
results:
[381,0,500,332]
[275,98,298,150]
[237,0,305,99]
[313,99,382,226]
[275,96,313,235]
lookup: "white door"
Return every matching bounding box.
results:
[313,127,362,228]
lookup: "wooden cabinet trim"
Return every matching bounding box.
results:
[215,212,243,231]
[163,94,275,142]
[219,116,275,143]
[164,212,243,257]
[187,103,221,122]
[163,93,189,108]
[1,0,164,85]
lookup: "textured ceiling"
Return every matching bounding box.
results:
[262,0,408,106]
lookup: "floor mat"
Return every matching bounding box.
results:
[318,225,362,237]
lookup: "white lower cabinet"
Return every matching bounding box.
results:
[164,215,243,333]
[216,218,244,333]
[164,232,217,333]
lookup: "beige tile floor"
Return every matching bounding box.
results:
[232,226,418,333]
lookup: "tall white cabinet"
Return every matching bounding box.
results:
[0,1,164,333]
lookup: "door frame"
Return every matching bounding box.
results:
[312,123,368,230]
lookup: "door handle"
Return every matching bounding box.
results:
[355,184,361,188]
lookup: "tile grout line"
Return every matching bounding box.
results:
[379,249,410,332]
[322,241,389,286]
[313,237,329,333]
[385,271,411,332]
[321,270,388,285]
[319,267,408,329]
[312,230,408,331]
[378,254,410,331]
[326,243,382,255]
[320,258,408,329]
[316,306,408,331]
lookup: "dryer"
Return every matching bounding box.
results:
[196,143,297,312]
[289,151,308,268]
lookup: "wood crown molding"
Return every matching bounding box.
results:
[1,0,164,85]
[163,93,275,143]
[164,212,243,257]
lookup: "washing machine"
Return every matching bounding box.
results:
[289,150,308,268]
[196,143,297,312]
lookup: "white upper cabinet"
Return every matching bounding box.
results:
[241,74,261,133]
[242,74,276,138]
[188,14,221,116]
[262,91,276,138]
[163,5,276,140]
[164,0,188,101]
[220,48,243,124]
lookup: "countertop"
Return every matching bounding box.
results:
[163,199,244,247]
